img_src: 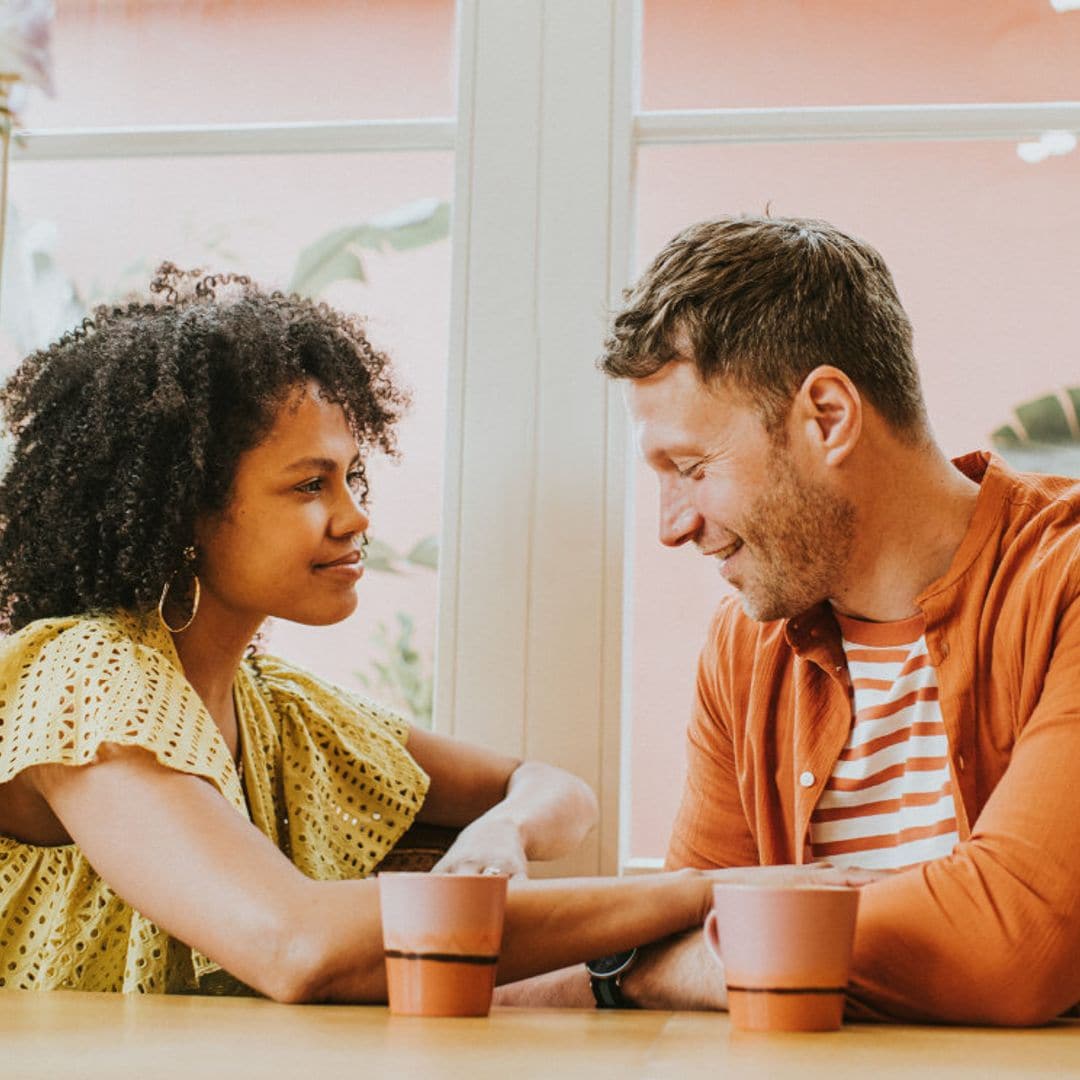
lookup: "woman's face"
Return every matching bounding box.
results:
[194,381,370,630]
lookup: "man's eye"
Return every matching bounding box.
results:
[677,462,705,480]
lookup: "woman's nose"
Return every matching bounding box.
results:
[337,490,370,538]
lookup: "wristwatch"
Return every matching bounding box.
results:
[586,948,640,1009]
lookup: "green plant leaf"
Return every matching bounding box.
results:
[992,388,1080,450]
[1016,394,1073,444]
[405,535,439,570]
[991,387,1080,476]
[363,537,401,574]
[359,198,451,252]
[991,424,1023,448]
[287,225,369,298]
[354,609,434,728]
[287,198,451,298]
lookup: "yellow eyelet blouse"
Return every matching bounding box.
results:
[0,611,429,994]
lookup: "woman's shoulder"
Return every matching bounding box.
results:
[0,610,185,703]
[0,609,171,663]
[242,651,411,744]
[0,610,235,792]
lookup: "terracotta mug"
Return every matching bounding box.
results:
[378,872,508,1017]
[704,883,860,1032]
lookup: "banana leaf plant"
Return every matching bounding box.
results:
[288,197,450,298]
[991,388,1080,476]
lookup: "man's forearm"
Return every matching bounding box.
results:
[620,930,728,1011]
[493,965,594,1008]
[494,929,728,1011]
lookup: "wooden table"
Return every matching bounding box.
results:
[3,992,1079,1079]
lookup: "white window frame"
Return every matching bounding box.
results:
[15,1,1080,878]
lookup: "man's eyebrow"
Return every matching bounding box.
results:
[282,454,361,472]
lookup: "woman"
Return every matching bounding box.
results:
[0,266,714,1001]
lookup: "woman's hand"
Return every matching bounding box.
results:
[406,730,599,871]
[432,814,529,878]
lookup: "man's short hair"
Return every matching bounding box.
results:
[600,215,929,440]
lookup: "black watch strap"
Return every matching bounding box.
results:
[586,948,640,1009]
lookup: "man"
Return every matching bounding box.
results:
[501,215,1080,1024]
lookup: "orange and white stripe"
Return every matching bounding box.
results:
[809,611,958,871]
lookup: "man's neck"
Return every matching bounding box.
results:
[829,443,981,624]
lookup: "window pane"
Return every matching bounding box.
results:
[642,0,1080,110]
[24,0,456,129]
[4,151,452,726]
[627,138,1080,860]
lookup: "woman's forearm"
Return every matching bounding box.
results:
[497,869,710,982]
[306,868,711,1001]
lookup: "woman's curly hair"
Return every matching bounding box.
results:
[0,264,408,632]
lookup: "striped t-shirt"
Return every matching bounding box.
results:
[809,610,959,870]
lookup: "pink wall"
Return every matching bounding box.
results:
[26,0,455,128]
[641,0,1080,108]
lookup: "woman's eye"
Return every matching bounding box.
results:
[346,469,364,492]
[296,478,324,494]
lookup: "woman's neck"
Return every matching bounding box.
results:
[169,601,261,755]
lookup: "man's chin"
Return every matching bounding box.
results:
[737,587,794,624]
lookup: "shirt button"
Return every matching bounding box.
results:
[799,770,815,788]
[372,812,382,821]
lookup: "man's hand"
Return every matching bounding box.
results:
[704,862,887,891]
[623,863,893,1009]
[432,814,529,878]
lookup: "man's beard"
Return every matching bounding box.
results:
[732,452,856,623]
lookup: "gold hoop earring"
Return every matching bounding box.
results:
[158,546,201,634]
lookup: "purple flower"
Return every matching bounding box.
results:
[0,0,55,97]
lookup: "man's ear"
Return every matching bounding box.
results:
[792,365,861,468]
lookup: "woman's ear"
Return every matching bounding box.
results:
[792,365,862,468]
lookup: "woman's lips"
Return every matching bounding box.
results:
[314,552,364,579]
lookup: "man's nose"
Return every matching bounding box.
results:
[658,482,701,547]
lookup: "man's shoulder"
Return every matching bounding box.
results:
[994,464,1080,581]
[989,455,1080,522]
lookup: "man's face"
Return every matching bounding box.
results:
[626,360,855,622]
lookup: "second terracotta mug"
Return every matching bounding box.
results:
[704,883,860,1032]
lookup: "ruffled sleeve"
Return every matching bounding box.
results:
[235,654,430,882]
[0,613,243,811]
[0,612,247,994]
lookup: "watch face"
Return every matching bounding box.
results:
[587,949,637,977]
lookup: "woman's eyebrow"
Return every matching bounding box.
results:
[282,454,361,473]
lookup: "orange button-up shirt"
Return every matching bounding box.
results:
[666,452,1080,1024]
